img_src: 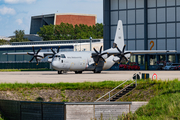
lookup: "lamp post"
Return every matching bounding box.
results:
[90,37,92,51]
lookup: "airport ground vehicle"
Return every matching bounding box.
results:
[163,63,180,70]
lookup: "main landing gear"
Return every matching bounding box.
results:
[75,71,82,74]
[93,70,101,73]
[58,70,67,74]
[58,71,63,74]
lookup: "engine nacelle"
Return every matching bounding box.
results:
[48,58,52,63]
[37,53,44,61]
[113,53,131,63]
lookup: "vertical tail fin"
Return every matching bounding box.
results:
[113,20,124,50]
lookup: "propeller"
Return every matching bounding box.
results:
[27,46,43,65]
[92,46,108,66]
[49,46,60,58]
[115,45,131,64]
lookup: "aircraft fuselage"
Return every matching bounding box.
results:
[51,51,115,72]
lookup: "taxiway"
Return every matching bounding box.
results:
[0,71,179,83]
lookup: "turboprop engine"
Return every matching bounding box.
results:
[113,45,131,63]
[27,46,44,65]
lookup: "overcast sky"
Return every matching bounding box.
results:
[0,0,103,37]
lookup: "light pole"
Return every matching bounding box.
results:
[90,36,92,51]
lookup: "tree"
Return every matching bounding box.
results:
[37,24,55,41]
[37,22,103,40]
[10,30,29,42]
[0,39,10,45]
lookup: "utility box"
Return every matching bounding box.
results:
[142,73,149,79]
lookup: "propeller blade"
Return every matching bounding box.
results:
[124,56,128,62]
[36,48,42,54]
[36,55,43,58]
[51,48,56,54]
[124,52,131,55]
[101,52,108,56]
[119,56,123,63]
[93,48,99,54]
[100,46,102,53]
[57,46,60,53]
[117,47,122,54]
[27,53,34,56]
[122,45,126,52]
[96,57,100,65]
[100,56,106,62]
[29,57,34,63]
[35,57,38,64]
[32,46,35,54]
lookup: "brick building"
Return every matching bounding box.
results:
[30,13,97,34]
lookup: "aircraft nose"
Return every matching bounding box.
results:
[51,61,58,70]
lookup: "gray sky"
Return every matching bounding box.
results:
[0,0,103,37]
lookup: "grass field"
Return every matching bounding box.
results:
[0,79,180,119]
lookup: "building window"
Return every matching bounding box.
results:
[130,55,136,62]
[168,55,175,63]
[138,55,144,65]
[159,55,166,62]
[149,55,157,65]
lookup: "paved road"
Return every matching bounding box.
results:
[0,71,179,83]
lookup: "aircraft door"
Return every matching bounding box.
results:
[60,54,69,70]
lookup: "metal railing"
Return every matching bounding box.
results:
[95,73,139,102]
[105,81,135,102]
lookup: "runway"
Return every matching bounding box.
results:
[0,71,179,83]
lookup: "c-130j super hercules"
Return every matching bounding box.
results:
[4,20,176,74]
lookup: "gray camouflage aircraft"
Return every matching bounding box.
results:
[4,20,176,74]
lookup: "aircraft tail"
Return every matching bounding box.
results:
[113,20,124,50]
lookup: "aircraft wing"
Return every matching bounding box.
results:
[106,48,177,56]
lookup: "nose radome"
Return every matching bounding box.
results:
[51,61,58,70]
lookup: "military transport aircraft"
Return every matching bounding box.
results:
[3,20,176,74]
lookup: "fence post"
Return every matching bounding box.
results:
[109,92,110,102]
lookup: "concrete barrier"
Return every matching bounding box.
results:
[0,100,148,120]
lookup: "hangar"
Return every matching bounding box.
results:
[103,0,180,69]
[0,39,103,69]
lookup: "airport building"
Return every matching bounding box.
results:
[103,0,180,69]
[30,13,97,34]
[0,39,103,69]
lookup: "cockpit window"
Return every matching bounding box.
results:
[55,55,61,58]
[61,54,66,58]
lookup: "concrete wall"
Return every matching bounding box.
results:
[0,100,148,120]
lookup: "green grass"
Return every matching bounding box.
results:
[0,79,180,119]
[0,80,133,91]
[0,68,51,72]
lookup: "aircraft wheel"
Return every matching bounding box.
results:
[58,71,63,74]
[93,70,101,73]
[75,71,82,74]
